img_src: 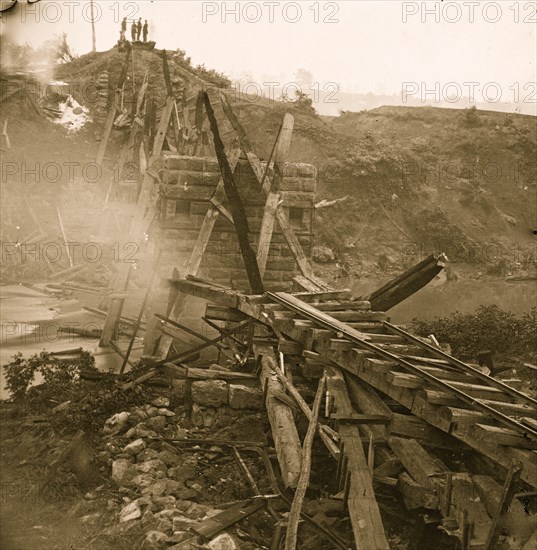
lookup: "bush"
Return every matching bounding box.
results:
[3,350,149,435]
[411,305,537,360]
[4,350,96,401]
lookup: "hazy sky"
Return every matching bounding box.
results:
[1,1,536,105]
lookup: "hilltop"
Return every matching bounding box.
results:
[1,46,536,287]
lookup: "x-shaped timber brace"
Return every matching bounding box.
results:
[143,90,322,360]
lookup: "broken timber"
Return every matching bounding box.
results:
[254,345,303,489]
[170,278,537,489]
[364,253,447,311]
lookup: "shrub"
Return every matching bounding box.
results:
[411,305,537,360]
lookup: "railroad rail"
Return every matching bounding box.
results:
[170,278,537,489]
[158,277,537,547]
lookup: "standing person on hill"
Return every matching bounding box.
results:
[120,17,127,41]
[143,20,148,42]
[136,18,142,41]
[131,21,136,42]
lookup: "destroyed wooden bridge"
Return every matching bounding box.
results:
[89,54,537,548]
[157,277,537,549]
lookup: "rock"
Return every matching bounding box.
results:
[152,495,176,510]
[112,459,136,486]
[152,397,170,408]
[312,245,336,264]
[124,438,146,455]
[175,427,188,439]
[103,412,130,435]
[202,408,217,428]
[191,380,228,406]
[191,403,204,427]
[145,406,160,417]
[72,106,83,115]
[185,502,213,519]
[80,513,101,524]
[158,450,179,467]
[207,533,239,550]
[131,473,155,489]
[125,424,158,439]
[145,416,167,432]
[130,407,150,423]
[136,458,167,475]
[137,448,160,462]
[158,408,175,417]
[141,530,169,550]
[143,480,168,498]
[168,457,198,483]
[228,385,263,410]
[164,479,181,495]
[119,500,142,523]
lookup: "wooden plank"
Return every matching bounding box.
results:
[365,254,446,311]
[270,292,372,341]
[326,367,390,549]
[484,461,523,549]
[191,499,266,538]
[96,49,131,164]
[100,97,175,347]
[473,474,537,545]
[257,114,294,278]
[285,375,325,550]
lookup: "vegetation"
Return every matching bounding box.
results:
[411,305,537,361]
[3,351,147,435]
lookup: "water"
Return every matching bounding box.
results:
[346,275,536,323]
[0,284,142,399]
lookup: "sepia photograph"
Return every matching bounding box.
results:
[0,1,536,548]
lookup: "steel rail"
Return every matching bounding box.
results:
[383,321,537,409]
[268,292,537,441]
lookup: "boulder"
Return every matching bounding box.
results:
[119,500,142,523]
[145,416,167,432]
[103,412,130,435]
[228,385,263,410]
[136,458,167,475]
[151,397,170,408]
[125,424,158,438]
[124,438,146,455]
[112,459,136,486]
[208,533,239,550]
[191,380,228,406]
[141,530,169,550]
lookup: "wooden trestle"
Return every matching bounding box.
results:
[164,277,537,548]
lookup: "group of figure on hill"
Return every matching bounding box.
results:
[120,17,149,43]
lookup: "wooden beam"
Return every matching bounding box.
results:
[257,114,294,277]
[204,92,264,294]
[365,254,447,311]
[96,48,131,164]
[254,345,303,488]
[485,461,523,549]
[219,92,314,280]
[285,375,325,550]
[325,367,390,549]
[100,96,175,347]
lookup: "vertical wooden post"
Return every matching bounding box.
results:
[484,461,523,549]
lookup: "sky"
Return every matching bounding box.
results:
[1,0,536,111]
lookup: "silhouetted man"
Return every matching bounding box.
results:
[143,20,148,42]
[120,17,127,41]
[136,18,142,41]
[131,21,136,42]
